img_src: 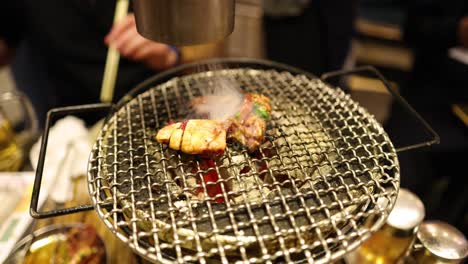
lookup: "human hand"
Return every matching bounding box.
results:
[458,16,468,48]
[105,14,178,71]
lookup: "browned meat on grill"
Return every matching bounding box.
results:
[227,93,272,152]
[190,93,272,152]
[156,119,227,157]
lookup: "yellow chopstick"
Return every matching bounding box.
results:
[100,0,129,103]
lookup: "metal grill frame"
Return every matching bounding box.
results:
[28,59,439,263]
[88,60,400,263]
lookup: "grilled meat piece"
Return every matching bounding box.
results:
[227,93,272,152]
[190,93,272,152]
[156,120,227,157]
[159,93,271,156]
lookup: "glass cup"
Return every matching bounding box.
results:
[0,91,38,171]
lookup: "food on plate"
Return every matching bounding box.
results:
[21,225,105,264]
[227,93,271,152]
[156,119,227,157]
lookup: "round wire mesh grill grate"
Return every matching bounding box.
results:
[88,66,399,263]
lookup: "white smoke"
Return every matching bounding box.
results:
[190,65,244,121]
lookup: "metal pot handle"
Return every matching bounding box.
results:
[321,66,440,153]
[30,103,111,219]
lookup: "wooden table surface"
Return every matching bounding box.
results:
[31,175,142,264]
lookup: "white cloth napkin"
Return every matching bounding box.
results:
[29,116,92,204]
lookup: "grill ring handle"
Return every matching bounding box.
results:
[30,103,112,219]
[321,66,440,153]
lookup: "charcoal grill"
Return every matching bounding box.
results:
[30,59,439,263]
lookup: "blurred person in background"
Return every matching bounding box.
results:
[0,1,179,125]
[263,0,357,74]
[386,0,468,234]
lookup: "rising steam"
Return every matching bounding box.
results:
[189,64,244,121]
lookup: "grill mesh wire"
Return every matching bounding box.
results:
[88,68,399,263]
